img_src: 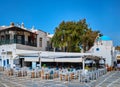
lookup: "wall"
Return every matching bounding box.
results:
[93,45,112,66]
[16,44,40,51]
[90,40,114,66]
[36,30,47,51]
[0,44,16,68]
[24,32,30,41]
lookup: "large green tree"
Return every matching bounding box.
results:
[52,19,100,52]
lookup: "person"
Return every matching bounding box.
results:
[117,63,120,71]
[13,64,16,69]
[113,61,117,70]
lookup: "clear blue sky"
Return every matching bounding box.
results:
[0,0,120,46]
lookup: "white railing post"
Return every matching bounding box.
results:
[82,57,85,71]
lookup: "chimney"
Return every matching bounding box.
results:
[31,26,35,30]
[10,22,14,27]
[21,22,24,28]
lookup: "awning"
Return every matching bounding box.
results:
[54,58,82,62]
[16,50,103,63]
[19,56,82,62]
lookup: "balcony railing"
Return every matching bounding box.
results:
[0,39,37,47]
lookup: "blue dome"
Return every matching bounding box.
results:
[99,36,111,41]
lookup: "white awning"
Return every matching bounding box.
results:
[24,57,38,62]
[16,50,102,63]
[54,58,82,62]
[20,57,82,62]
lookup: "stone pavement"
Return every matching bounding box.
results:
[88,71,120,87]
[0,71,120,87]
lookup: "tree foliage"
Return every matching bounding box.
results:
[51,19,100,52]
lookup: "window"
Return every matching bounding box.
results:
[39,38,42,47]
[1,36,4,41]
[47,41,49,47]
[7,59,9,64]
[17,35,22,44]
[96,48,100,51]
[6,35,10,40]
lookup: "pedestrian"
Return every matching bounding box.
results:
[117,63,120,71]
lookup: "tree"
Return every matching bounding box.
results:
[51,19,100,52]
[81,29,100,51]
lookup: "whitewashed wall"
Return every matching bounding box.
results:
[90,40,114,66]
[0,44,16,68]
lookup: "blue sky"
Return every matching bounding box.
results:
[0,0,120,46]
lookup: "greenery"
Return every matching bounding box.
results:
[51,19,100,52]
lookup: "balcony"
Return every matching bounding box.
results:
[0,39,37,47]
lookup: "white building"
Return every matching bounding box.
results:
[0,23,52,68]
[88,35,116,66]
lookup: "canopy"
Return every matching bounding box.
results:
[16,49,103,63]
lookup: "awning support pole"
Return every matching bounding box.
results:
[38,52,41,68]
[82,57,85,71]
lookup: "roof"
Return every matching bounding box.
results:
[0,26,37,34]
[0,26,9,30]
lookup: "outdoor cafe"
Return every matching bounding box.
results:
[2,51,107,83]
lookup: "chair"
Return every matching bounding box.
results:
[41,69,46,79]
[80,70,90,83]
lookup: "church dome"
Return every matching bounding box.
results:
[99,36,111,41]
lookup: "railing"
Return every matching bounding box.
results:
[0,39,37,47]
[46,47,54,51]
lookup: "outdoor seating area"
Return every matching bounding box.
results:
[2,67,107,83]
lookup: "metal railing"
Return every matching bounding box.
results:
[0,39,37,47]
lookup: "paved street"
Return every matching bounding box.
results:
[94,71,120,87]
[0,71,120,87]
[88,71,120,87]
